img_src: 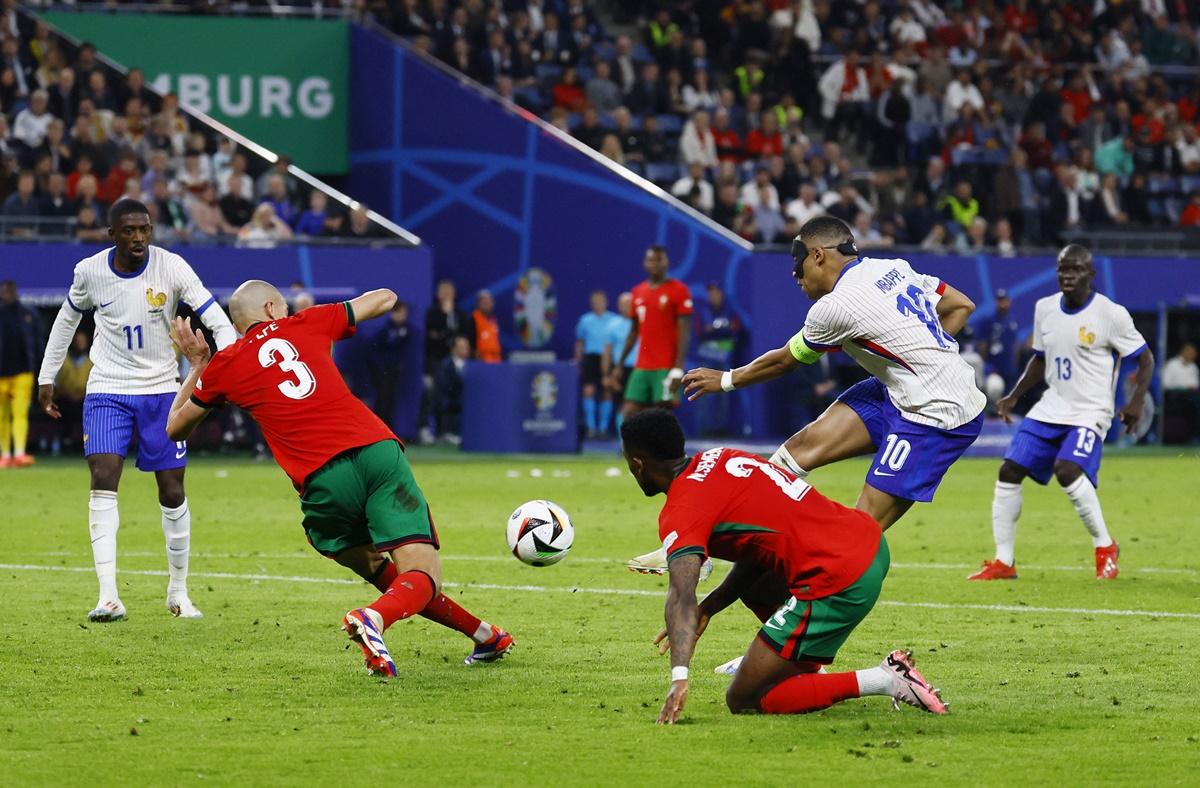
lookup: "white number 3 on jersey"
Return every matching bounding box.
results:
[258,338,317,400]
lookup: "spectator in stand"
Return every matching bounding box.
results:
[678,109,717,169]
[149,178,188,241]
[470,289,501,363]
[219,172,255,228]
[627,61,667,116]
[38,118,72,175]
[261,174,298,228]
[97,151,138,206]
[186,182,236,239]
[745,110,783,159]
[939,180,980,234]
[254,154,297,202]
[371,301,413,434]
[818,50,868,147]
[1097,174,1127,225]
[1018,121,1055,172]
[139,149,171,200]
[478,29,510,88]
[611,107,644,163]
[1177,124,1200,174]
[874,78,911,167]
[1095,134,1135,178]
[344,205,384,239]
[711,108,743,163]
[39,170,73,220]
[73,172,103,218]
[12,88,51,152]
[219,152,254,199]
[785,182,824,227]
[0,35,31,102]
[671,162,713,213]
[537,12,575,65]
[434,335,471,446]
[1182,191,1200,227]
[295,190,333,237]
[601,132,625,164]
[237,202,293,247]
[993,218,1016,257]
[575,289,616,438]
[739,164,783,240]
[573,107,606,150]
[1,170,37,235]
[682,68,719,113]
[46,66,76,129]
[711,181,740,230]
[552,65,587,113]
[585,60,621,113]
[612,35,637,94]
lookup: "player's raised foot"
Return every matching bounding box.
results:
[167,594,203,618]
[87,600,127,623]
[464,627,515,665]
[627,547,713,581]
[714,655,743,675]
[342,608,396,677]
[883,649,948,714]
[967,559,1018,580]
[1095,542,1119,580]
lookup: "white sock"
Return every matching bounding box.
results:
[161,499,191,596]
[472,622,494,643]
[768,445,809,478]
[1062,476,1113,548]
[855,666,894,697]
[992,481,1022,566]
[89,491,120,602]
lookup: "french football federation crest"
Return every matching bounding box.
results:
[1077,326,1096,346]
[146,288,168,312]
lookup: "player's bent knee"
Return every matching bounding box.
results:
[725,685,759,714]
[1053,461,1084,487]
[997,461,1026,484]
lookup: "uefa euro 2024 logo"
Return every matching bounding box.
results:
[515,268,557,348]
[531,371,558,413]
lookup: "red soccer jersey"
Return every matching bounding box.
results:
[632,278,693,370]
[192,302,396,489]
[658,448,882,600]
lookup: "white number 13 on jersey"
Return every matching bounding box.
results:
[258,338,317,400]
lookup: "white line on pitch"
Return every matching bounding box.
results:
[25,551,1199,576]
[2,563,1198,620]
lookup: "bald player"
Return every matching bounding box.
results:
[166,281,514,676]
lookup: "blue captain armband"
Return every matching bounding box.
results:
[787,331,824,364]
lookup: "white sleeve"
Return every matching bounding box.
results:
[1108,303,1147,358]
[173,255,237,349]
[1031,302,1046,356]
[802,298,853,349]
[38,303,83,386]
[198,301,237,350]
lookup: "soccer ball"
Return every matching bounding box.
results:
[506,500,574,566]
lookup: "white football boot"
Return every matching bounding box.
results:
[87,600,127,623]
[167,593,203,618]
[627,547,713,581]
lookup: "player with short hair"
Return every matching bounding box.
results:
[629,216,985,578]
[969,244,1154,581]
[620,409,946,724]
[37,199,237,622]
[165,280,514,675]
[574,289,615,437]
[612,245,694,417]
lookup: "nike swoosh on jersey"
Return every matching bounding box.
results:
[98,301,115,309]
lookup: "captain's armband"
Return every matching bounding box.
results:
[787,331,824,364]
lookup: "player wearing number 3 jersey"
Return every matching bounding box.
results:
[969,245,1153,582]
[167,280,513,676]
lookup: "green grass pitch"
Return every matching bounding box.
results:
[1,449,1197,786]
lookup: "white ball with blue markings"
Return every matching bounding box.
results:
[506,500,574,567]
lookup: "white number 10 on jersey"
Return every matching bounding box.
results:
[258,338,317,400]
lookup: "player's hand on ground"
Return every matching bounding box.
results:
[38,384,60,419]
[1119,397,1143,431]
[653,609,710,656]
[682,368,722,401]
[657,680,689,725]
[996,395,1017,425]
[170,316,211,367]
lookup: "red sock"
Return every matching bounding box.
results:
[758,671,861,714]
[370,561,399,592]
[368,570,435,629]
[421,593,487,642]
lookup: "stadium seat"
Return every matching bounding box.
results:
[654,114,683,135]
[645,162,681,183]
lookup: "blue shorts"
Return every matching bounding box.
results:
[1003,418,1102,488]
[837,378,984,503]
[82,393,187,472]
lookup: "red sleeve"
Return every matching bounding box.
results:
[674,282,694,316]
[658,501,712,563]
[296,302,357,341]
[191,356,228,409]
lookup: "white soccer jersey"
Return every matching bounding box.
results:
[37,246,235,395]
[802,256,986,430]
[1026,291,1147,438]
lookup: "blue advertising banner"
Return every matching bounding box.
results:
[0,242,433,439]
[462,362,579,453]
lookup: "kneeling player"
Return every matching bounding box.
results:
[620,409,946,723]
[166,281,513,675]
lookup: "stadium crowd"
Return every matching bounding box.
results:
[368,0,1200,249]
[0,5,387,243]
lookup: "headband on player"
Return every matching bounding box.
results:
[791,237,859,279]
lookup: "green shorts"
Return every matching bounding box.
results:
[757,537,890,663]
[624,368,677,405]
[299,439,439,556]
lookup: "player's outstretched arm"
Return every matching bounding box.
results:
[166,317,214,441]
[934,283,976,337]
[36,301,86,419]
[1119,349,1155,431]
[654,560,764,655]
[347,289,399,324]
[997,354,1047,424]
[658,554,702,725]
[683,346,799,401]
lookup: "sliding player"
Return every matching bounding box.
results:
[620,409,946,724]
[166,281,513,675]
[969,244,1153,581]
[37,199,237,622]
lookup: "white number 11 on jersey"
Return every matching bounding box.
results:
[258,338,317,400]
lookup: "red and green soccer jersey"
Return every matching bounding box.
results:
[632,278,693,370]
[192,302,396,490]
[658,448,881,600]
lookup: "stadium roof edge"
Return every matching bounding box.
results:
[23,6,423,247]
[357,18,755,252]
